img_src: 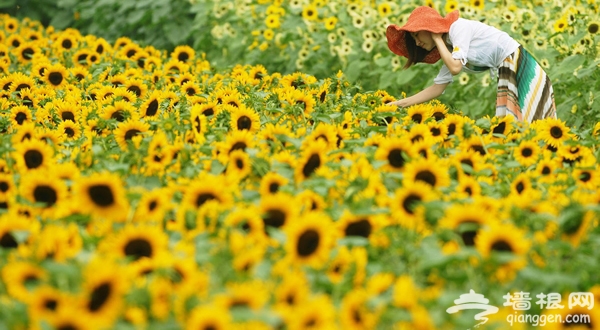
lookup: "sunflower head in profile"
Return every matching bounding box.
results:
[374,136,414,172]
[72,172,129,221]
[13,138,55,172]
[285,211,334,268]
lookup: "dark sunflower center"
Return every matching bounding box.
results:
[111,110,125,122]
[296,229,320,257]
[148,200,158,211]
[88,185,115,207]
[88,282,111,312]
[146,100,159,116]
[491,240,513,252]
[61,39,73,49]
[430,127,441,136]
[411,113,422,123]
[202,108,214,116]
[44,298,58,311]
[492,122,506,135]
[542,166,551,175]
[127,86,141,97]
[268,182,279,193]
[237,116,252,130]
[387,148,405,168]
[302,154,321,178]
[0,182,9,192]
[124,129,141,140]
[521,147,533,157]
[48,72,63,86]
[235,158,244,169]
[64,127,75,137]
[402,194,422,214]
[24,149,44,169]
[550,126,563,139]
[229,142,247,153]
[124,238,153,260]
[0,232,18,248]
[177,52,190,62]
[579,171,592,182]
[516,181,525,194]
[263,208,286,230]
[195,193,217,207]
[15,112,27,124]
[344,219,372,238]
[22,47,34,59]
[33,185,58,207]
[61,111,75,121]
[589,23,599,34]
[57,324,78,330]
[415,170,437,186]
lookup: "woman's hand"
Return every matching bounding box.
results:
[387,99,410,107]
[431,32,445,44]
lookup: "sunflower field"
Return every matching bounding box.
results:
[0,0,600,329]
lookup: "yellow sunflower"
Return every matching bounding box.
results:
[225,149,252,180]
[259,172,289,196]
[113,119,150,150]
[390,180,437,229]
[259,192,298,235]
[139,90,163,118]
[513,139,541,167]
[171,45,195,63]
[19,169,68,217]
[294,139,329,182]
[1,261,47,302]
[79,261,127,325]
[374,136,414,172]
[340,289,379,329]
[439,203,496,247]
[133,188,172,223]
[185,304,232,330]
[181,174,233,210]
[13,138,55,172]
[402,157,451,188]
[285,211,334,268]
[475,221,530,280]
[106,224,169,263]
[230,104,261,133]
[42,63,68,89]
[10,104,32,127]
[72,172,129,221]
[536,118,572,148]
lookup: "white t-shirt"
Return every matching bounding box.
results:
[433,18,520,85]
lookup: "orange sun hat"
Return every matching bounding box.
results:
[386,6,460,64]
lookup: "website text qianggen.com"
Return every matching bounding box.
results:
[507,312,591,327]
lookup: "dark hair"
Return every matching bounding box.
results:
[403,32,431,69]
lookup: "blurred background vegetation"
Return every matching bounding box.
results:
[1,0,599,128]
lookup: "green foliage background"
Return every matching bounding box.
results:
[2,0,600,127]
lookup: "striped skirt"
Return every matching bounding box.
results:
[496,46,557,123]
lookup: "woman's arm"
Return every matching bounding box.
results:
[432,33,463,75]
[387,83,449,108]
